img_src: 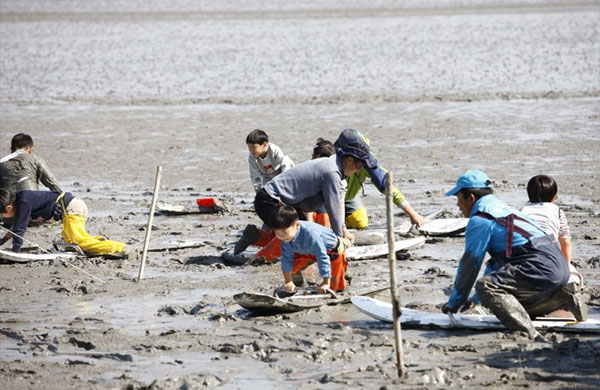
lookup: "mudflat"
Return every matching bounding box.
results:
[1,1,599,389]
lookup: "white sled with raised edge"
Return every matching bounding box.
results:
[0,248,78,263]
[346,236,426,260]
[418,218,468,236]
[351,296,600,333]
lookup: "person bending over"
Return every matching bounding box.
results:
[0,188,128,257]
[271,205,348,294]
[442,169,587,341]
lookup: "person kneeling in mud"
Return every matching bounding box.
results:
[0,188,128,257]
[442,170,587,341]
[271,205,350,294]
[233,141,374,261]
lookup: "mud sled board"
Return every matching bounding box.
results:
[418,218,468,236]
[351,296,600,333]
[223,236,425,264]
[395,209,444,234]
[234,291,333,314]
[236,286,389,314]
[155,198,226,216]
[0,248,77,263]
[352,230,385,245]
[347,236,426,260]
[396,217,468,237]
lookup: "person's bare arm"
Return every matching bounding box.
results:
[559,236,572,264]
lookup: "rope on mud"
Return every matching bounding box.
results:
[0,225,107,284]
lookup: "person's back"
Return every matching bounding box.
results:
[469,194,548,257]
[521,202,562,238]
[521,174,572,263]
[0,133,62,193]
[443,170,586,341]
[264,154,345,236]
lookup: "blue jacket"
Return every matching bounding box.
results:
[448,194,549,308]
[281,221,339,279]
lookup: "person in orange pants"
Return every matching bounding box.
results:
[270,205,350,293]
[233,141,373,259]
[236,210,332,263]
[291,251,348,291]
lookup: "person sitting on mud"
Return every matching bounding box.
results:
[0,188,128,258]
[0,133,62,193]
[333,128,424,229]
[233,141,374,260]
[246,129,295,193]
[271,205,348,293]
[442,169,587,341]
[521,174,582,284]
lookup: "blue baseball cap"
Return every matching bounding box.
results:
[446,169,491,196]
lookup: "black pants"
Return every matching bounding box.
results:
[475,235,570,336]
[255,188,312,228]
[254,188,281,227]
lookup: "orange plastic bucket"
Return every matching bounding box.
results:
[196,198,217,208]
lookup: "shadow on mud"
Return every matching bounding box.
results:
[484,338,600,386]
[185,255,224,266]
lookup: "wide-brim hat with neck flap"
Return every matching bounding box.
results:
[334,128,377,169]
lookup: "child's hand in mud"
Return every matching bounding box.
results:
[343,228,355,246]
[283,281,296,294]
[317,279,330,294]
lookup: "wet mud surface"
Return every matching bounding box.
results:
[1,1,599,389]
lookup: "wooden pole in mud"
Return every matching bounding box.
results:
[385,171,405,377]
[138,166,162,281]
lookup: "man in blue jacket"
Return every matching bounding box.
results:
[442,169,587,340]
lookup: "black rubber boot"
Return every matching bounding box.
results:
[233,224,262,255]
[292,272,304,287]
[563,282,588,322]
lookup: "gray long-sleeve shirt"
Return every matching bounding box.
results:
[248,143,294,192]
[0,151,62,193]
[264,155,346,236]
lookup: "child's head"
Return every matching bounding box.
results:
[269,205,300,243]
[527,174,558,203]
[10,133,34,153]
[0,188,17,218]
[246,129,269,158]
[312,138,335,159]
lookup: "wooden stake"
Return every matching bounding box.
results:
[138,166,162,281]
[386,171,405,377]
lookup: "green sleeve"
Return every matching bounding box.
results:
[345,167,409,208]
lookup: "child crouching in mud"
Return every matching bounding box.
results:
[0,188,128,257]
[270,205,350,294]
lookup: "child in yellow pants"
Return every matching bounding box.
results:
[0,188,126,257]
